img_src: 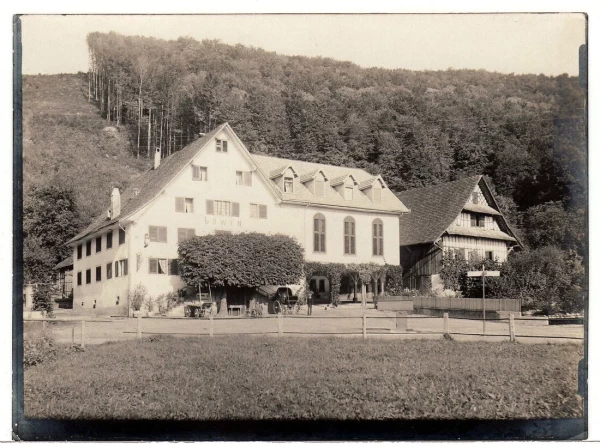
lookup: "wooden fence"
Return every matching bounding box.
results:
[413,296,520,312]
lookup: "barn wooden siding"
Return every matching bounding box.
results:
[441,235,508,262]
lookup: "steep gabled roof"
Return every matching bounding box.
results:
[358,175,386,191]
[68,124,227,244]
[329,173,358,187]
[396,175,522,247]
[269,164,298,179]
[298,169,328,183]
[69,123,409,245]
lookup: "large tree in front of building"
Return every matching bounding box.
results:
[23,185,82,283]
[178,233,305,313]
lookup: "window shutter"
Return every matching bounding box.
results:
[159,227,167,243]
[192,166,200,180]
[232,202,240,217]
[123,260,128,276]
[149,258,157,274]
[223,141,228,152]
[175,197,184,212]
[206,199,214,215]
[259,204,267,219]
[177,228,186,243]
[169,259,179,276]
[470,215,477,227]
[321,231,326,252]
[243,171,252,186]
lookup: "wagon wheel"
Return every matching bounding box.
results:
[272,300,281,315]
[184,306,191,318]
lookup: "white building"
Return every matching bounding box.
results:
[67,123,409,313]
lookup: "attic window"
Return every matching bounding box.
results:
[472,192,479,204]
[216,139,228,153]
[283,176,294,193]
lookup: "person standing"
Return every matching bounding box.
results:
[307,290,313,316]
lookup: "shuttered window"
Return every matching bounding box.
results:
[96,266,102,282]
[169,259,179,276]
[236,171,253,186]
[115,259,128,277]
[96,237,102,253]
[207,199,240,216]
[149,258,179,275]
[85,269,91,284]
[176,197,194,213]
[259,204,267,219]
[372,219,384,256]
[86,240,92,256]
[149,226,167,243]
[344,217,356,255]
[77,271,82,286]
[216,139,228,152]
[192,166,207,181]
[313,213,326,252]
[106,231,113,249]
[106,263,112,280]
[119,228,126,245]
[77,245,82,260]
[250,204,259,218]
[177,228,195,243]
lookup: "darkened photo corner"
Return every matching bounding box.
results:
[14,13,587,441]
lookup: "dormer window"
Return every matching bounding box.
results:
[284,176,294,193]
[216,139,228,153]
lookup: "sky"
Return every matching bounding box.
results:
[20,13,586,76]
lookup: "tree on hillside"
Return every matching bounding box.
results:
[23,186,82,283]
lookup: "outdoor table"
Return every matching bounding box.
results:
[228,305,244,316]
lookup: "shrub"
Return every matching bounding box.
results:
[128,283,147,311]
[23,325,57,368]
[32,284,54,317]
[385,264,403,296]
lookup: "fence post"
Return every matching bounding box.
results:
[137,314,142,339]
[362,313,367,339]
[509,313,516,342]
[71,325,75,347]
[42,320,47,331]
[209,314,214,337]
[278,313,283,337]
[81,321,85,348]
[443,312,449,336]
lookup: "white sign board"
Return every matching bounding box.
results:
[467,271,500,277]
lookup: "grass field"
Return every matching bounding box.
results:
[23,336,583,420]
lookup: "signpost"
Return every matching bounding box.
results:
[467,265,500,335]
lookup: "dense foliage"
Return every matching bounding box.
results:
[23,185,82,283]
[178,233,305,289]
[439,248,585,314]
[384,265,404,296]
[85,33,585,261]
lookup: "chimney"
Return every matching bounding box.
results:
[110,187,121,219]
[154,148,161,169]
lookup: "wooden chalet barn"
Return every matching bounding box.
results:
[396,175,522,291]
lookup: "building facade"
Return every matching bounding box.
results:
[68,123,408,313]
[397,175,522,291]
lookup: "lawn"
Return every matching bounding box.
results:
[23,336,583,420]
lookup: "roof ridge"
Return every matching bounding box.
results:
[251,153,373,176]
[396,175,481,197]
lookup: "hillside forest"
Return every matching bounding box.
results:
[22,32,587,313]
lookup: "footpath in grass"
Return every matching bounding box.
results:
[24,336,583,420]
